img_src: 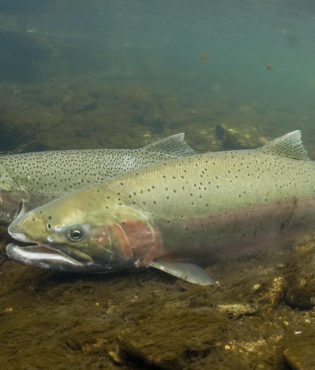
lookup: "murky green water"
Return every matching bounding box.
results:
[0,1,314,369]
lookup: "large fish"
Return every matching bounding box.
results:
[7,131,315,285]
[0,134,195,224]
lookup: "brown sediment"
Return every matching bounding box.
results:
[1,225,315,369]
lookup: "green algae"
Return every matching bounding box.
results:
[284,234,315,309]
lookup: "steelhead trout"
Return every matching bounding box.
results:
[0,134,195,224]
[7,131,315,285]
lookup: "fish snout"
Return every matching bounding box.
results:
[8,211,46,243]
[8,219,29,242]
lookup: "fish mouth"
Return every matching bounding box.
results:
[6,229,104,272]
[5,242,87,271]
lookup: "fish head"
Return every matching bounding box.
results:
[0,170,27,224]
[7,186,160,272]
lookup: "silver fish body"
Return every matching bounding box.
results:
[0,134,195,223]
[7,131,315,285]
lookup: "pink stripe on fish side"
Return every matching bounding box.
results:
[162,196,315,262]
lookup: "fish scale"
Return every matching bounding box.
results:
[7,130,315,285]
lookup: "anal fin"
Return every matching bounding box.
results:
[149,260,214,285]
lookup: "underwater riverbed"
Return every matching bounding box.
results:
[0,77,314,370]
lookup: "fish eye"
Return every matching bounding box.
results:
[67,225,85,242]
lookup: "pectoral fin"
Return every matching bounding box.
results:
[149,260,214,285]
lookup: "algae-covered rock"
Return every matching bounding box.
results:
[283,234,315,309]
[118,307,236,370]
[216,303,257,319]
[215,123,267,150]
[284,342,315,370]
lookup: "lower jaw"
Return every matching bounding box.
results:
[5,243,85,271]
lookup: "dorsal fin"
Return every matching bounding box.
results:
[141,133,196,157]
[260,130,310,160]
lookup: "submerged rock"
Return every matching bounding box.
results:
[283,234,315,309]
[284,342,315,370]
[216,303,257,319]
[118,307,240,369]
[215,123,267,150]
